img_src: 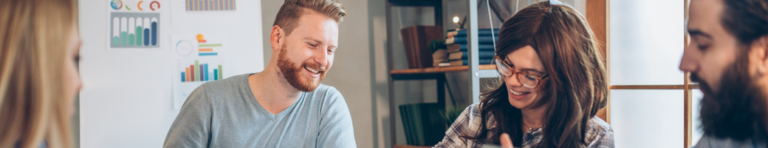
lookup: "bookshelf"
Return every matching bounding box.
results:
[390,65,496,75]
[385,0,500,147]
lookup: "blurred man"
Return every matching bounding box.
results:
[681,0,768,147]
[163,0,356,147]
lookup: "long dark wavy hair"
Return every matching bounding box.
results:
[462,2,607,148]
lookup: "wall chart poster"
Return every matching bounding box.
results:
[171,34,228,109]
[108,0,164,49]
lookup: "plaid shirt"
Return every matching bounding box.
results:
[434,103,615,148]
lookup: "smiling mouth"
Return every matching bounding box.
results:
[304,66,323,74]
[509,89,531,96]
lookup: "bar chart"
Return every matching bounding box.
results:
[110,12,160,48]
[196,34,222,56]
[179,60,223,83]
[185,0,236,11]
[172,34,227,109]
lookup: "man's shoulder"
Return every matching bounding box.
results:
[693,135,763,148]
[197,73,250,93]
[195,74,250,96]
[185,73,250,107]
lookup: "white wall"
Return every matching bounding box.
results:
[77,0,263,147]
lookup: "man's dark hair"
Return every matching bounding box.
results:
[721,0,768,44]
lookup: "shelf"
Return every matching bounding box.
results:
[386,0,485,146]
[390,65,496,75]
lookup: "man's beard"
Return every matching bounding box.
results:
[695,48,767,140]
[277,45,326,92]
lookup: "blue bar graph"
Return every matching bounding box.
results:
[204,64,209,81]
[144,28,150,46]
[214,69,218,80]
[151,21,158,46]
[181,72,186,82]
[199,52,218,56]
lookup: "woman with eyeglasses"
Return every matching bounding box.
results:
[434,1,613,148]
[0,0,81,148]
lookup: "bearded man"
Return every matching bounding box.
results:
[163,0,355,147]
[681,0,768,147]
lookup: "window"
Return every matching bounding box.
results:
[594,0,696,147]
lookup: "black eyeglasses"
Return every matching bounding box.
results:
[493,56,549,88]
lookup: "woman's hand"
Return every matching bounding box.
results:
[500,133,513,148]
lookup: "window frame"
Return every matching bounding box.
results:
[588,0,694,147]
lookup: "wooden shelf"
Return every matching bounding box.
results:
[390,65,496,75]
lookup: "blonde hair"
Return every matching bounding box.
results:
[273,0,346,35]
[0,0,77,148]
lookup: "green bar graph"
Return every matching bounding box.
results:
[218,65,223,80]
[120,32,127,45]
[199,43,223,47]
[194,60,199,81]
[136,26,143,45]
[128,33,135,46]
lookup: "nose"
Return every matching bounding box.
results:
[679,41,700,73]
[504,72,523,87]
[313,48,328,69]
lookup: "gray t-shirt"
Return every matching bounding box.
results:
[693,130,767,148]
[163,74,356,148]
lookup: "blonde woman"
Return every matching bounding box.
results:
[0,0,82,148]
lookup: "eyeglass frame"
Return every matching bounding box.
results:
[492,56,549,88]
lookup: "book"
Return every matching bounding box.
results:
[449,59,493,66]
[401,26,443,68]
[410,104,425,145]
[446,44,495,52]
[449,51,496,60]
[438,62,451,67]
[446,36,499,44]
[446,28,500,37]
[399,105,415,145]
[399,103,447,146]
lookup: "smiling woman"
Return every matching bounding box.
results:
[433,1,612,148]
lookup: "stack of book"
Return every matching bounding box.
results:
[399,103,447,146]
[444,28,499,66]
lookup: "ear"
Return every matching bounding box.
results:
[751,36,768,77]
[270,25,283,52]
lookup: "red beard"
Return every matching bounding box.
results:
[276,45,326,92]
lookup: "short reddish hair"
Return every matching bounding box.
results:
[272,0,346,35]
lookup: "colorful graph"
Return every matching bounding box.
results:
[196,34,222,56]
[180,60,223,82]
[185,0,236,11]
[110,12,159,48]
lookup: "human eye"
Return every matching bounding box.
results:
[524,75,538,81]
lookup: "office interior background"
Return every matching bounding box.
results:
[73,0,694,148]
